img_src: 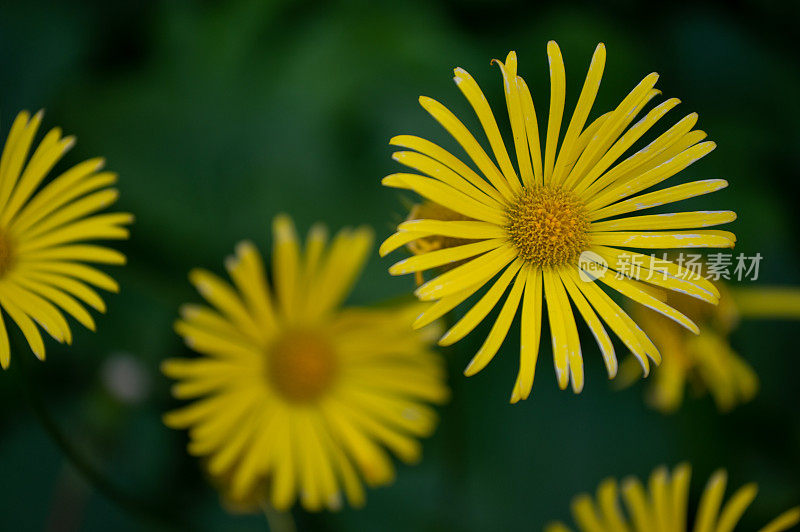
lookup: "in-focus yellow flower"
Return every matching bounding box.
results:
[163,215,448,512]
[621,284,800,412]
[0,110,131,368]
[546,463,800,532]
[381,41,736,402]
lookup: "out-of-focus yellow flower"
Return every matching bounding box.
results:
[0,110,131,368]
[620,285,800,412]
[381,41,736,402]
[403,201,477,287]
[163,215,448,512]
[546,463,800,532]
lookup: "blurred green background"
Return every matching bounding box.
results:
[1,0,799,530]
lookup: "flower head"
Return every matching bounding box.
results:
[163,215,448,512]
[621,284,800,413]
[381,42,735,402]
[0,110,131,367]
[546,463,800,532]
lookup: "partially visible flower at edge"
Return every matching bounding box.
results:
[163,214,449,512]
[546,463,800,532]
[619,284,800,413]
[381,41,735,402]
[0,110,132,368]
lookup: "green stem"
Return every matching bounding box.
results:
[258,498,296,532]
[438,310,468,527]
[17,349,179,529]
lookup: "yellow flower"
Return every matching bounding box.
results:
[0,110,131,367]
[381,41,735,402]
[621,284,800,412]
[546,463,800,532]
[162,215,449,512]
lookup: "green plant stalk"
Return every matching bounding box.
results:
[16,342,179,529]
[258,498,296,532]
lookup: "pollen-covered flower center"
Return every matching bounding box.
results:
[506,186,589,267]
[267,331,338,403]
[0,230,15,278]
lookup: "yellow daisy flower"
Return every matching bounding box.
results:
[162,215,449,512]
[0,110,131,368]
[621,284,800,412]
[546,463,800,532]
[381,41,736,402]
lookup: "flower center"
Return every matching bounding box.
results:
[267,330,338,403]
[0,230,15,278]
[506,186,589,267]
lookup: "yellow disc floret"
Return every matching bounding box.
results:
[506,186,589,267]
[268,330,338,403]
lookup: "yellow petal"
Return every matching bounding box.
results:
[589,179,729,222]
[398,219,506,240]
[493,52,534,187]
[543,270,570,389]
[552,43,605,185]
[452,67,522,192]
[418,96,515,200]
[392,150,505,208]
[414,245,517,301]
[511,267,542,403]
[590,230,735,249]
[543,41,566,183]
[390,239,503,275]
[715,483,757,532]
[694,469,728,532]
[390,135,506,204]
[463,265,526,376]
[382,173,506,225]
[438,260,523,346]
[561,271,617,378]
[758,507,800,532]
